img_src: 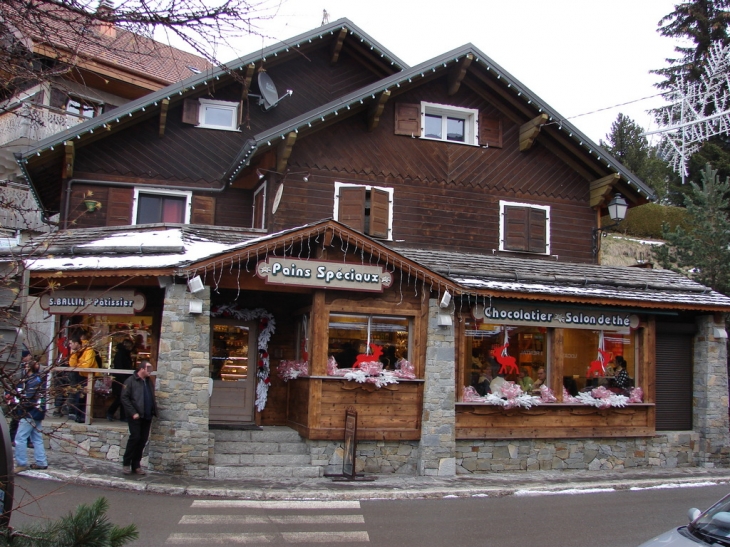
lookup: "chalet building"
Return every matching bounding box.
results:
[13,19,730,477]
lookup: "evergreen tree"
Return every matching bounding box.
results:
[0,497,138,547]
[601,113,679,204]
[653,0,730,88]
[654,164,730,295]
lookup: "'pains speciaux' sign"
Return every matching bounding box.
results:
[256,258,393,292]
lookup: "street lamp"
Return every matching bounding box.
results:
[592,193,628,259]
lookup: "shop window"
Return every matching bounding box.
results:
[562,329,635,393]
[334,182,393,240]
[463,319,547,396]
[133,189,191,225]
[328,313,410,371]
[500,201,550,254]
[182,98,239,131]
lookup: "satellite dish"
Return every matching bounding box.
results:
[272,183,284,214]
[255,72,293,111]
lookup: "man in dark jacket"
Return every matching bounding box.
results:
[14,358,48,472]
[121,360,157,475]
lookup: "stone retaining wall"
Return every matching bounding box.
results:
[45,420,135,465]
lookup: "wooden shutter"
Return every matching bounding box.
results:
[191,195,216,225]
[369,188,390,238]
[182,99,200,125]
[337,186,366,233]
[394,103,421,136]
[479,114,502,148]
[49,87,68,109]
[527,208,547,253]
[504,206,528,251]
[655,333,693,431]
[106,187,133,226]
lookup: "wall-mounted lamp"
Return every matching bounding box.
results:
[189,299,203,314]
[592,193,628,259]
[254,168,310,183]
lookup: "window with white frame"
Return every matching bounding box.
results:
[197,99,238,130]
[334,182,393,240]
[133,188,192,225]
[421,102,478,145]
[499,201,550,254]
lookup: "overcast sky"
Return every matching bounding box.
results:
[186,0,682,145]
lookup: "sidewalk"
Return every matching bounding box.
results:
[16,451,730,501]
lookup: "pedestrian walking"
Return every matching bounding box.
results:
[14,358,48,472]
[121,360,157,475]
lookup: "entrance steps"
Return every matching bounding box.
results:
[209,426,321,479]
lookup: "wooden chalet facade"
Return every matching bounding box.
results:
[14,19,730,477]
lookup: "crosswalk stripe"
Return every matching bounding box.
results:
[282,531,370,543]
[166,532,276,544]
[191,500,361,510]
[180,514,366,525]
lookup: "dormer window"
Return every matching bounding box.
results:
[182,98,239,131]
[422,102,478,144]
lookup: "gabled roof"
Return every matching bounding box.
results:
[18,220,730,312]
[16,18,406,160]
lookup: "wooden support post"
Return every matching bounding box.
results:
[447,54,473,96]
[519,113,548,151]
[158,99,169,137]
[367,90,391,132]
[589,173,621,209]
[330,28,348,64]
[62,141,75,179]
[276,131,297,173]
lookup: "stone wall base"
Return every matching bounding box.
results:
[455,434,701,473]
[46,421,139,466]
[309,439,420,475]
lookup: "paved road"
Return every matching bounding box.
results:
[10,476,730,546]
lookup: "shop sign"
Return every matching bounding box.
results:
[472,301,638,331]
[256,258,393,292]
[40,290,146,315]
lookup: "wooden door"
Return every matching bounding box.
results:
[209,320,257,425]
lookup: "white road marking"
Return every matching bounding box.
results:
[191,500,361,509]
[282,531,370,543]
[179,514,365,525]
[166,532,275,544]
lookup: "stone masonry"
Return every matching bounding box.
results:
[693,315,730,467]
[148,283,211,476]
[418,298,456,476]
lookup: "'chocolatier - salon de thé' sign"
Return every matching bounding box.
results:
[257,258,393,292]
[40,290,146,315]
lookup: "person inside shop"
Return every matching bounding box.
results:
[52,331,71,417]
[380,345,398,370]
[612,356,632,392]
[68,332,97,423]
[336,342,358,368]
[531,367,547,394]
[13,357,48,472]
[107,337,134,421]
[518,368,534,393]
[121,360,157,475]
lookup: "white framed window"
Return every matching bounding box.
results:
[132,188,192,225]
[334,182,393,240]
[421,102,478,145]
[197,99,239,131]
[252,183,266,229]
[499,201,551,255]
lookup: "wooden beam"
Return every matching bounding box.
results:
[330,28,348,64]
[241,63,256,102]
[447,54,473,96]
[62,141,75,179]
[590,173,620,208]
[519,113,548,151]
[276,131,298,173]
[158,99,169,137]
[367,89,391,132]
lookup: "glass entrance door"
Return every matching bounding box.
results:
[209,320,257,425]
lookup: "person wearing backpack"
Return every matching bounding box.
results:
[68,332,96,423]
[14,358,48,472]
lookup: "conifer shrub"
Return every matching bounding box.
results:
[602,203,687,239]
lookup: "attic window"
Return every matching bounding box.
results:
[182,98,239,131]
[499,201,550,255]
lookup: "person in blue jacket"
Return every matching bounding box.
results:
[14,358,48,472]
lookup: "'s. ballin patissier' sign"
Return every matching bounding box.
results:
[472,301,638,331]
[257,258,392,292]
[40,290,146,315]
